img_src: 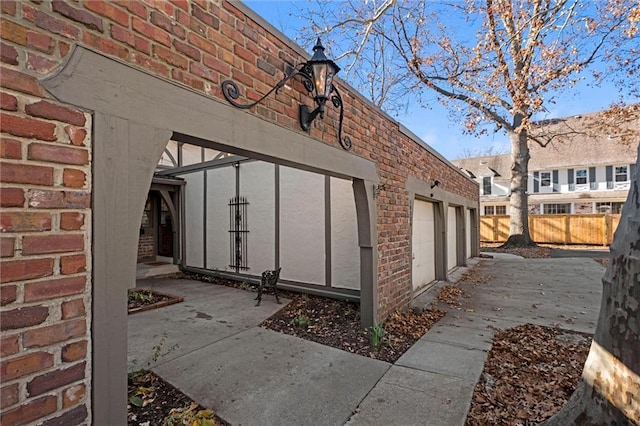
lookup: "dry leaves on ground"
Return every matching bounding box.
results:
[260,294,445,363]
[437,285,464,307]
[458,269,492,285]
[127,370,224,426]
[595,258,610,267]
[466,324,591,425]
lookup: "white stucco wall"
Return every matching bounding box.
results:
[330,177,360,290]
[279,166,325,285]
[184,171,204,268]
[181,160,358,290]
[205,165,235,271]
[239,162,276,274]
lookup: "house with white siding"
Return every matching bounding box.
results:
[453,110,639,216]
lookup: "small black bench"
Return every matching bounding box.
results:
[255,267,281,306]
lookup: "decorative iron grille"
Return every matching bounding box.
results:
[229,196,249,271]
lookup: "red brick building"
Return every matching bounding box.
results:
[0,1,478,424]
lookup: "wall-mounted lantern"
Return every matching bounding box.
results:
[221,38,351,150]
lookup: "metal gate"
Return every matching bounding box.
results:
[229,196,249,272]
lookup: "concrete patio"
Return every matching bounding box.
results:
[129,255,606,425]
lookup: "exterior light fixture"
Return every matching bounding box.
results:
[221,38,351,150]
[431,180,441,189]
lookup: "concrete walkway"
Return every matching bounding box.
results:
[128,256,605,426]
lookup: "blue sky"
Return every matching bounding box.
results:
[242,1,626,160]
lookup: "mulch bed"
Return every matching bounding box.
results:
[481,246,552,258]
[186,272,447,364]
[466,324,591,425]
[127,370,224,426]
[260,294,445,363]
[127,289,183,314]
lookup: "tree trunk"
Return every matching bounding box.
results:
[542,145,640,425]
[502,127,536,248]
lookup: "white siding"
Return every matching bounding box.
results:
[412,200,436,290]
[493,182,510,196]
[205,166,235,271]
[330,177,360,290]
[239,162,276,274]
[280,167,325,285]
[184,172,205,268]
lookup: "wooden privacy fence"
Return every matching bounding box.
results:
[480,214,621,245]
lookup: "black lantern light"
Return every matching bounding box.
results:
[221,38,352,150]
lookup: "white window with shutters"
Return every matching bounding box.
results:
[614,166,630,190]
[575,169,589,192]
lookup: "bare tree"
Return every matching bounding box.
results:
[456,144,510,159]
[308,0,637,247]
[307,3,639,420]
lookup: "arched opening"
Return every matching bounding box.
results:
[42,46,379,424]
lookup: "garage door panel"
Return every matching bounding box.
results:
[447,207,457,271]
[412,200,435,290]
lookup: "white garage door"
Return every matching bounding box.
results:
[447,206,458,271]
[412,200,436,290]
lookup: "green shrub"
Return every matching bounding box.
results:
[292,315,310,328]
[370,325,385,347]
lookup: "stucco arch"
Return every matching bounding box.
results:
[42,46,378,424]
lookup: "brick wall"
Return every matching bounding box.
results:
[0,1,477,423]
[137,234,154,262]
[1,43,92,426]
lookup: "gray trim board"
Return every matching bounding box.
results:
[202,148,208,269]
[181,266,360,302]
[275,165,280,269]
[455,206,464,267]
[325,176,332,288]
[43,47,378,183]
[353,179,377,326]
[92,113,171,425]
[155,154,251,176]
